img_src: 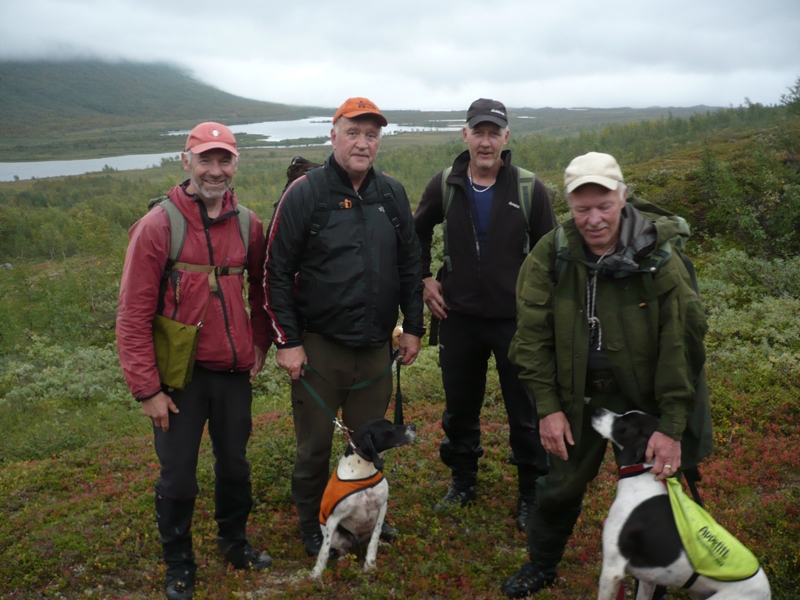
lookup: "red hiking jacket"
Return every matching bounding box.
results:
[117,183,270,400]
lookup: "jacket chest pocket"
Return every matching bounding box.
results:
[602,282,658,363]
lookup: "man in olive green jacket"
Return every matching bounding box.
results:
[501,152,713,599]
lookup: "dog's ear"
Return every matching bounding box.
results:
[359,433,385,471]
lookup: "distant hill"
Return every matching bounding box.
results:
[0,59,723,162]
[0,60,329,136]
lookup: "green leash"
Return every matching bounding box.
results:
[298,350,405,446]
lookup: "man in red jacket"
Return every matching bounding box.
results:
[117,122,271,600]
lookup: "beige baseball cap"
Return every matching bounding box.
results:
[564,152,624,194]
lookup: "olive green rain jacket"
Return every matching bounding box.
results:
[510,197,713,468]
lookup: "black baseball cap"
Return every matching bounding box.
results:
[466,98,508,128]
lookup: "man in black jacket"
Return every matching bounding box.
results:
[414,98,556,531]
[263,97,425,556]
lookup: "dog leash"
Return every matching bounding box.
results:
[299,350,404,448]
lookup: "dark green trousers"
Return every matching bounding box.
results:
[291,333,393,532]
[527,386,634,569]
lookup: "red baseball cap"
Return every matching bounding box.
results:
[333,97,388,127]
[184,122,239,156]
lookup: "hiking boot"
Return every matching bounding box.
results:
[302,530,337,558]
[434,485,477,510]
[379,521,399,542]
[516,495,536,533]
[165,568,195,600]
[219,539,272,570]
[501,561,556,598]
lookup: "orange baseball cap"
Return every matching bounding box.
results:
[184,122,239,156]
[333,97,388,127]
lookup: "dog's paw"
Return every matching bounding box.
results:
[310,567,323,580]
[363,560,377,573]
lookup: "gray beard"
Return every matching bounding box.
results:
[191,174,229,201]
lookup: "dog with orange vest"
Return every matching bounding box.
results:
[310,418,416,579]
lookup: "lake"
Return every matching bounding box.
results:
[0,117,460,182]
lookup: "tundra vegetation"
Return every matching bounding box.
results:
[1,92,799,599]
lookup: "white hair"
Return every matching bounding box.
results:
[333,115,384,136]
[566,182,627,203]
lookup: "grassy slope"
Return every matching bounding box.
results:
[1,346,797,599]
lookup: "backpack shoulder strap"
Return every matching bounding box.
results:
[235,204,251,259]
[515,166,535,253]
[553,225,570,284]
[305,166,332,237]
[375,172,404,242]
[148,196,185,264]
[440,167,456,272]
[440,166,455,216]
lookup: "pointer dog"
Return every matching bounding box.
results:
[310,419,416,579]
[591,409,770,600]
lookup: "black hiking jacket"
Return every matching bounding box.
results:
[264,154,425,348]
[414,150,556,318]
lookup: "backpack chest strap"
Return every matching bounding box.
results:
[170,262,245,292]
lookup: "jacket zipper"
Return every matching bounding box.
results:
[201,212,238,371]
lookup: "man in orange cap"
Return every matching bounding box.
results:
[263,98,425,556]
[117,122,272,599]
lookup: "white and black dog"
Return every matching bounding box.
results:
[310,418,416,579]
[591,408,771,600]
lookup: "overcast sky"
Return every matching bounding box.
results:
[2,0,799,111]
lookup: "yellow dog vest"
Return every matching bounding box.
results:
[319,471,385,525]
[667,478,760,581]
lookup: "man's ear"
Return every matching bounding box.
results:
[181,152,191,173]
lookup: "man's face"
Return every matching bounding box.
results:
[182,149,237,202]
[568,183,627,255]
[462,122,509,172]
[331,116,382,183]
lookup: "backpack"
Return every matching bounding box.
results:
[147,196,251,265]
[283,158,406,244]
[147,196,251,304]
[552,218,699,294]
[440,165,535,272]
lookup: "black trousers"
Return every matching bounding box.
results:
[153,366,253,500]
[438,311,548,495]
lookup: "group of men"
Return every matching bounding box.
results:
[117,95,711,599]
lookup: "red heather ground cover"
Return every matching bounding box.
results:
[1,383,798,598]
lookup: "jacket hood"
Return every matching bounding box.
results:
[565,196,690,275]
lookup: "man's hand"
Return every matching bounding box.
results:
[646,431,682,481]
[141,391,179,432]
[540,411,574,461]
[250,345,267,383]
[422,277,449,320]
[276,346,307,380]
[397,333,421,366]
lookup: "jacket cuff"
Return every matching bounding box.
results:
[135,390,161,402]
[656,399,688,440]
[532,389,561,418]
[401,321,426,338]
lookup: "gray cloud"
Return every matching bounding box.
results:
[1,0,798,109]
